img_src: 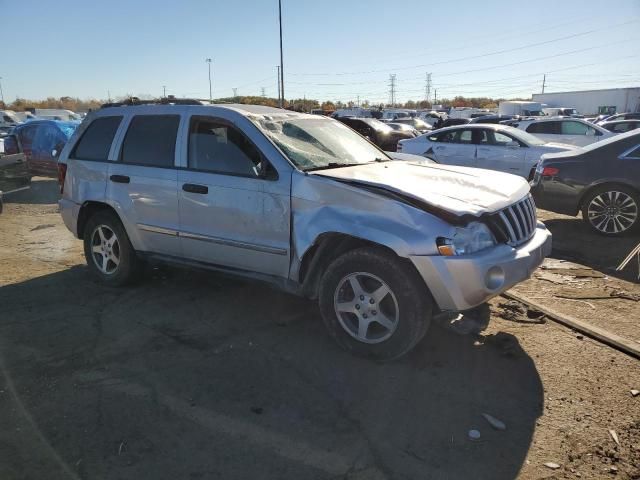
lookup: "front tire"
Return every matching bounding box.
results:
[83,210,140,286]
[318,247,433,361]
[581,185,640,236]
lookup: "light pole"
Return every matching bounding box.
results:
[0,77,4,105]
[205,58,213,101]
[162,85,167,98]
[278,0,284,108]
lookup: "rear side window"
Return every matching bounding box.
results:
[71,116,122,160]
[561,121,591,135]
[526,121,558,134]
[120,115,179,167]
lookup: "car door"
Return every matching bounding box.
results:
[431,128,477,167]
[16,123,38,165]
[30,123,67,177]
[177,114,290,277]
[107,113,182,256]
[475,129,526,176]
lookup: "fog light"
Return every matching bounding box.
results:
[485,266,505,290]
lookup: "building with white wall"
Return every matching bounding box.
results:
[532,87,640,116]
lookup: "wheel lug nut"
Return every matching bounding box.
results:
[359,295,364,301]
[369,299,375,304]
[355,304,360,310]
[372,310,377,315]
[363,314,368,319]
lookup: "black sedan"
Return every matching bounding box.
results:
[336,117,414,151]
[531,130,640,236]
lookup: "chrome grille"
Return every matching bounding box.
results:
[492,195,537,246]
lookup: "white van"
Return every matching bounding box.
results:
[498,101,544,117]
[542,107,581,117]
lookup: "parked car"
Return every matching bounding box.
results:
[6,120,79,177]
[0,109,21,129]
[417,110,444,126]
[542,107,581,117]
[498,101,544,117]
[469,115,517,124]
[387,123,419,137]
[595,112,640,125]
[600,119,640,134]
[392,117,433,133]
[0,136,30,213]
[337,117,414,151]
[58,102,551,360]
[438,118,470,129]
[513,118,612,147]
[397,124,577,179]
[531,129,640,236]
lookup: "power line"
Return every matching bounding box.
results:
[288,19,639,77]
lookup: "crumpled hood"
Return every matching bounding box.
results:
[310,161,530,216]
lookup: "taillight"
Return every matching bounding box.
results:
[541,166,559,176]
[58,163,67,194]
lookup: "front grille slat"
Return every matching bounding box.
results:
[490,195,537,246]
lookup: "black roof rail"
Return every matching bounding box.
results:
[100,95,210,109]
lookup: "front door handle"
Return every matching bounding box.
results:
[182,183,208,194]
[110,174,130,184]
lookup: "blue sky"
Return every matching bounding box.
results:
[2,0,639,103]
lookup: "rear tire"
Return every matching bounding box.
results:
[581,184,640,236]
[318,247,433,361]
[83,210,140,286]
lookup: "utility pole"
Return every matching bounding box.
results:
[425,72,432,104]
[205,58,213,101]
[261,87,266,97]
[233,87,238,98]
[434,89,437,104]
[162,85,167,98]
[276,65,282,108]
[278,0,285,108]
[541,74,546,94]
[388,74,397,107]
[0,77,4,104]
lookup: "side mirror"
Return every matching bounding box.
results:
[51,149,59,158]
[3,135,19,155]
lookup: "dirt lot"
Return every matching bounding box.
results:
[0,179,639,480]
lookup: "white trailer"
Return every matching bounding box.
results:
[498,101,544,117]
[533,87,640,116]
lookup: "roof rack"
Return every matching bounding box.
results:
[100,95,210,109]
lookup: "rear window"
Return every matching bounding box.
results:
[71,116,121,161]
[120,115,179,167]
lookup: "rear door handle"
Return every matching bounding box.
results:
[182,183,208,194]
[110,175,130,184]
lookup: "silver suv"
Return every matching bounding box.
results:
[58,100,552,360]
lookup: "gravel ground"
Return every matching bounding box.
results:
[0,179,638,480]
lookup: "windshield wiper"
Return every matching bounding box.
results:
[304,162,365,172]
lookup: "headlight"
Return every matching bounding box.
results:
[437,222,496,256]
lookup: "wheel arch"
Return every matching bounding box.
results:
[298,232,430,301]
[76,201,120,239]
[577,181,640,211]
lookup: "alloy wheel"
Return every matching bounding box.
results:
[587,191,638,234]
[90,225,121,274]
[333,272,399,344]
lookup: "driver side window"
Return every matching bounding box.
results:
[188,117,263,177]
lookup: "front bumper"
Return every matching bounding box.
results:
[59,198,81,238]
[410,223,552,312]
